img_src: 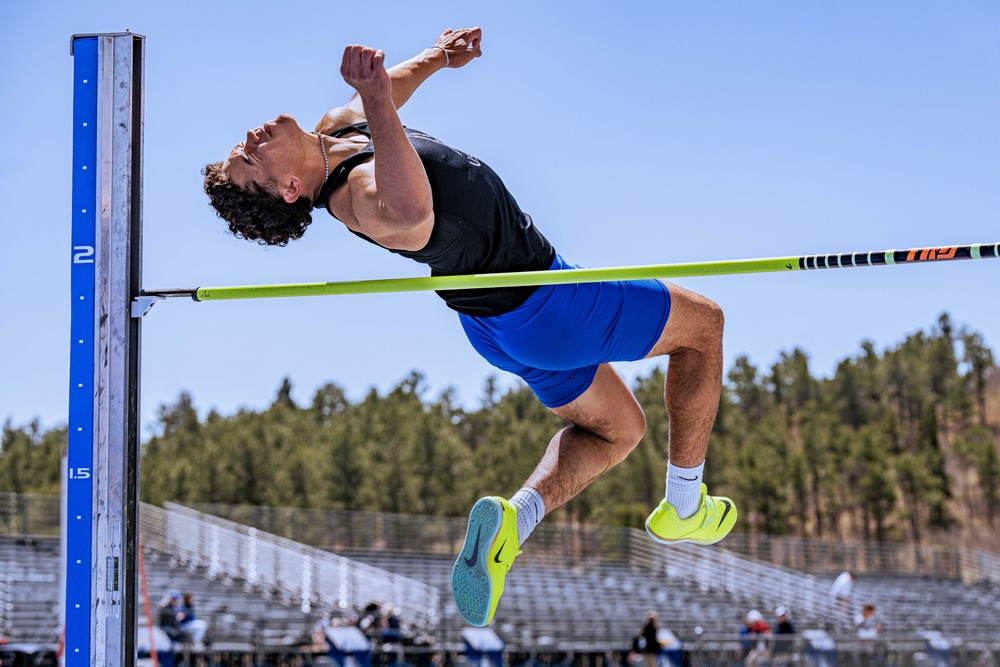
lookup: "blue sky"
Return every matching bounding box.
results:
[1,1,997,439]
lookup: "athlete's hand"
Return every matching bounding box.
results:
[341,45,391,101]
[433,27,483,68]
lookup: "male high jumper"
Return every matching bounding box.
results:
[204,27,737,627]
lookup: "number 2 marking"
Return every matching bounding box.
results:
[73,246,95,264]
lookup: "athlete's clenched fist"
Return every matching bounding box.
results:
[341,44,390,101]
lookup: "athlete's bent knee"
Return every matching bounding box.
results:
[684,295,724,356]
[704,298,724,341]
[625,409,647,448]
[611,406,646,462]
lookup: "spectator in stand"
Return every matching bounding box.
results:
[739,609,771,667]
[854,603,885,665]
[157,591,186,643]
[830,571,855,620]
[357,602,383,642]
[381,605,403,645]
[310,617,332,653]
[178,592,209,649]
[638,611,661,667]
[854,603,883,638]
[771,607,795,665]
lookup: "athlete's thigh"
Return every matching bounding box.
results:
[548,363,645,442]
[644,282,724,358]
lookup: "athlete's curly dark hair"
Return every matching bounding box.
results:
[202,161,313,247]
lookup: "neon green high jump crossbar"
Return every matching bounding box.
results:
[143,241,998,304]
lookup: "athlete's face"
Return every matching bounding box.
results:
[222,113,304,194]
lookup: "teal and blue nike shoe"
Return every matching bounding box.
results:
[451,496,522,626]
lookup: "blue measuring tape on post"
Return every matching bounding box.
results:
[67,35,98,666]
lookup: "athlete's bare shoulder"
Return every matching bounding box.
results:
[314,106,366,136]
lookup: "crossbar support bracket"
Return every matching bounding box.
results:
[131,296,163,319]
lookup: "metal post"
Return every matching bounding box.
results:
[68,32,145,667]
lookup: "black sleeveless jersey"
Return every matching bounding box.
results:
[315,123,555,317]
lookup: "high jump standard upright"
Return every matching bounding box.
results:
[67,32,144,667]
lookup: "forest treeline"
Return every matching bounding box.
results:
[2,313,998,546]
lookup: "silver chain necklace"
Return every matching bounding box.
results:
[318,134,329,181]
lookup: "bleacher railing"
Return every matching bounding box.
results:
[139,503,441,636]
[960,548,1000,585]
[721,533,966,578]
[0,575,10,638]
[185,502,635,565]
[626,529,842,626]
[192,501,1000,584]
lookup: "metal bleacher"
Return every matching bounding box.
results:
[1,502,440,648]
[0,536,61,644]
[0,534,324,647]
[346,549,756,650]
[140,502,440,648]
[842,572,1000,638]
[2,502,835,650]
[177,505,854,648]
[3,493,1000,651]
[139,544,322,649]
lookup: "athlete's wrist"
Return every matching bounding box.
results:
[432,45,450,68]
[421,46,449,71]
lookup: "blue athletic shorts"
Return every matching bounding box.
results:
[458,254,672,408]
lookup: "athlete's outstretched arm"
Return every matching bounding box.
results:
[340,45,434,241]
[315,27,482,134]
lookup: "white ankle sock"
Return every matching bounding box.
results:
[666,461,704,519]
[509,487,546,546]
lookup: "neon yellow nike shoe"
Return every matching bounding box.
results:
[451,496,522,626]
[645,484,737,546]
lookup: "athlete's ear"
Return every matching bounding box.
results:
[281,176,302,204]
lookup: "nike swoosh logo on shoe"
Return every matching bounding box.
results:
[494,539,507,564]
[464,528,481,567]
[717,500,732,530]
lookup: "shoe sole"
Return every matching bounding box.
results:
[644,502,737,547]
[451,497,503,626]
[644,522,729,546]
